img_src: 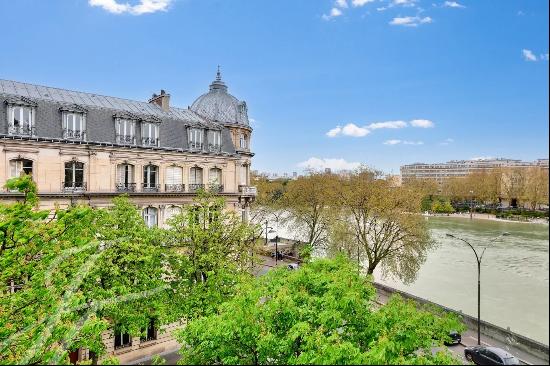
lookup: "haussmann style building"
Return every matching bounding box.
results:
[0,70,257,227]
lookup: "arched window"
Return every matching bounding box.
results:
[164,206,182,225]
[208,168,223,193]
[239,134,247,149]
[143,165,159,192]
[116,164,135,192]
[9,159,33,178]
[143,207,158,228]
[64,161,85,191]
[189,167,203,192]
[165,166,183,192]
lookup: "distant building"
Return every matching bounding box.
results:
[400,158,548,183]
[325,168,332,174]
[292,171,297,179]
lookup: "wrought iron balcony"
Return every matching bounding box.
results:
[63,129,86,141]
[188,183,205,192]
[116,182,136,192]
[238,185,257,196]
[189,142,203,151]
[8,124,34,136]
[62,181,87,192]
[208,184,224,193]
[116,134,136,145]
[165,184,185,193]
[142,183,160,192]
[141,137,159,147]
[208,143,221,153]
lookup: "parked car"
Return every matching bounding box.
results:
[464,346,520,365]
[444,330,461,346]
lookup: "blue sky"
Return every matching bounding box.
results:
[1,0,548,175]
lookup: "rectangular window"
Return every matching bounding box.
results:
[188,128,203,150]
[116,119,136,144]
[140,319,157,343]
[141,123,159,146]
[165,166,183,192]
[8,106,34,136]
[64,162,85,190]
[116,164,135,192]
[63,113,86,140]
[143,165,158,191]
[207,130,221,152]
[114,330,132,349]
[239,134,248,149]
[10,159,33,178]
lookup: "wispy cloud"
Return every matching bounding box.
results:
[384,139,424,145]
[336,0,349,8]
[327,119,435,137]
[351,0,376,7]
[443,1,465,8]
[541,53,550,61]
[384,139,402,145]
[88,0,172,15]
[297,157,362,171]
[522,49,538,62]
[322,7,344,20]
[439,138,454,145]
[389,16,433,27]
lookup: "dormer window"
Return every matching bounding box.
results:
[116,119,136,145]
[62,112,86,141]
[207,130,221,153]
[239,133,248,150]
[188,128,203,151]
[141,122,159,147]
[8,105,34,136]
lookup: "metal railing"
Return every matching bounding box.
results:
[208,184,224,193]
[165,184,185,192]
[116,134,136,145]
[142,183,160,192]
[63,129,86,140]
[8,124,34,136]
[189,142,203,151]
[188,183,205,192]
[238,185,258,196]
[208,143,221,153]
[141,137,159,147]
[116,182,136,192]
[62,182,87,191]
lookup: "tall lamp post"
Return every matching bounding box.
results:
[469,190,474,219]
[264,220,273,246]
[446,232,509,345]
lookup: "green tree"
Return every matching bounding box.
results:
[176,257,463,365]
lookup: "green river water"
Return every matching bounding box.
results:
[374,216,549,345]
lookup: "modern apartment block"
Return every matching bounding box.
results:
[0,70,257,226]
[400,158,549,183]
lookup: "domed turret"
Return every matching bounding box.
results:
[190,67,250,126]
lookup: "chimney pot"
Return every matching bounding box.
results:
[148,90,170,112]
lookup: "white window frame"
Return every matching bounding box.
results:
[143,207,158,228]
[62,112,86,140]
[239,133,247,149]
[188,128,203,150]
[141,123,159,146]
[189,167,203,185]
[208,168,222,185]
[9,159,33,178]
[8,105,35,136]
[116,119,136,144]
[207,130,221,152]
[143,165,158,188]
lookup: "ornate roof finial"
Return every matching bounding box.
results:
[209,65,227,92]
[216,65,222,81]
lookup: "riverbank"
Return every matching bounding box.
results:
[424,212,549,225]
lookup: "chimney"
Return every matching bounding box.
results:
[148,89,171,112]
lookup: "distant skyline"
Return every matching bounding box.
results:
[1,0,548,175]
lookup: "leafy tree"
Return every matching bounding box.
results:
[431,199,454,214]
[176,257,463,365]
[524,167,549,210]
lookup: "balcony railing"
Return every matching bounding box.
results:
[188,183,205,192]
[116,182,136,192]
[189,142,203,151]
[238,185,257,196]
[116,134,136,145]
[8,124,34,136]
[63,181,87,192]
[208,143,221,153]
[165,184,185,192]
[141,137,159,147]
[63,129,86,141]
[142,183,160,192]
[208,184,224,193]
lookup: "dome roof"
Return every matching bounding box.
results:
[190,68,250,127]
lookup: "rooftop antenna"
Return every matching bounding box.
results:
[216,65,222,81]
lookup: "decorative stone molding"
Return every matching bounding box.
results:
[4,96,38,107]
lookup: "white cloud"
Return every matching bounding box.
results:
[522,49,537,62]
[410,119,435,128]
[342,123,370,137]
[326,126,342,137]
[335,0,349,8]
[389,16,432,26]
[367,120,408,129]
[322,7,344,20]
[297,157,362,171]
[351,0,376,7]
[541,53,549,61]
[443,1,465,8]
[88,0,172,15]
[384,139,402,145]
[403,140,424,145]
[383,139,423,145]
[392,0,417,7]
[439,138,454,145]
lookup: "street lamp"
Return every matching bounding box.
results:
[469,190,474,220]
[264,220,274,246]
[446,232,510,345]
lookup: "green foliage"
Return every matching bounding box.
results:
[176,256,463,365]
[297,243,313,263]
[431,199,455,214]
[151,354,166,365]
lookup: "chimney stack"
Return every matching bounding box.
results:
[148,89,171,112]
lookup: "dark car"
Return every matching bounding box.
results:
[444,330,461,346]
[464,346,520,365]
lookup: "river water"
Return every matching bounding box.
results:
[265,214,549,345]
[374,216,549,345]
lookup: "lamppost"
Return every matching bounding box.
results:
[446,232,510,345]
[264,220,273,246]
[469,190,474,219]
